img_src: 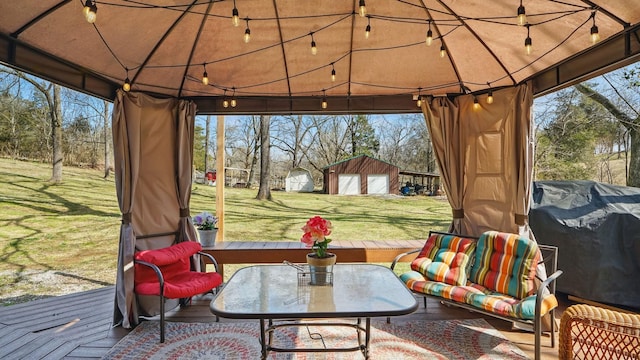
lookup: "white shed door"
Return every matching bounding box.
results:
[367,174,389,194]
[338,174,361,195]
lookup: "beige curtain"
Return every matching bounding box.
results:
[422,83,534,237]
[112,90,198,328]
[422,97,465,233]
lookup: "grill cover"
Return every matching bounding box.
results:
[530,180,640,309]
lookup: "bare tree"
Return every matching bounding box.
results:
[2,69,64,182]
[575,82,640,186]
[102,100,110,178]
[271,115,318,169]
[256,115,272,200]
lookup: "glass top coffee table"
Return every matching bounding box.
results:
[210,263,418,359]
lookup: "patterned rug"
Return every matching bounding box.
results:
[103,318,529,359]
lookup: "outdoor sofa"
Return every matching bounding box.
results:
[392,230,562,360]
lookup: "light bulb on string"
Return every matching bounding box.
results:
[244,19,251,43]
[473,97,480,111]
[590,12,600,44]
[331,64,336,82]
[440,42,446,58]
[232,0,239,27]
[517,0,526,26]
[486,89,494,104]
[310,34,317,55]
[122,68,131,92]
[230,88,237,107]
[321,90,328,109]
[365,16,371,39]
[222,90,229,108]
[83,0,97,24]
[202,65,209,85]
[359,0,366,17]
[426,21,433,46]
[416,88,422,107]
[525,25,532,55]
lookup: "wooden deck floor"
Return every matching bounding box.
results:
[0,284,574,359]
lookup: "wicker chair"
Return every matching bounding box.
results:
[559,304,640,360]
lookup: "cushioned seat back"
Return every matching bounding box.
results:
[410,232,476,286]
[134,241,201,284]
[469,231,540,299]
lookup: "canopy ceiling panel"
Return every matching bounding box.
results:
[1,0,640,114]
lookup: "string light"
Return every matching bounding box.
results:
[202,64,209,85]
[222,89,229,108]
[517,0,526,26]
[473,96,480,110]
[416,88,422,107]
[83,0,97,24]
[590,11,600,44]
[426,21,433,46]
[365,16,371,39]
[359,0,366,18]
[244,19,251,43]
[525,24,532,55]
[331,63,336,82]
[123,69,131,92]
[232,0,239,27]
[321,89,328,109]
[440,42,446,58]
[310,33,317,55]
[486,86,494,104]
[230,87,237,107]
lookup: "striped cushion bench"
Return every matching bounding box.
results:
[394,231,563,360]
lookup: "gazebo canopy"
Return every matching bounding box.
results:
[1,1,640,114]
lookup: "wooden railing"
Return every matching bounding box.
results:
[201,239,425,278]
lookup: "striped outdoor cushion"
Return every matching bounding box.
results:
[410,233,476,286]
[469,231,541,299]
[465,282,559,319]
[399,271,559,320]
[399,270,480,303]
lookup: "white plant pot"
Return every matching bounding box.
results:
[197,229,217,247]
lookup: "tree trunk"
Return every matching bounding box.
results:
[204,115,210,171]
[51,84,63,183]
[103,100,110,178]
[256,115,272,200]
[628,127,640,187]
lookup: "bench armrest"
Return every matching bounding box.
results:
[535,269,563,316]
[390,248,421,270]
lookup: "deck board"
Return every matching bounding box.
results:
[0,281,575,359]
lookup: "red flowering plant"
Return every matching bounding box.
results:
[300,216,333,258]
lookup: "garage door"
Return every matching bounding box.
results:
[338,174,361,195]
[367,174,389,194]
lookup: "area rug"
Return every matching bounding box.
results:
[103,318,529,359]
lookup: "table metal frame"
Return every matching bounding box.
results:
[210,263,417,359]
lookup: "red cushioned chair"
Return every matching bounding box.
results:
[133,241,223,343]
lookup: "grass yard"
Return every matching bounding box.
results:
[0,158,452,305]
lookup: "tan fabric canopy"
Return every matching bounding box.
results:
[112,90,197,328]
[1,1,640,113]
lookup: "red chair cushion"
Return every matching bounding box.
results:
[134,241,202,266]
[135,271,223,298]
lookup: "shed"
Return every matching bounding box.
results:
[285,167,314,192]
[323,155,399,195]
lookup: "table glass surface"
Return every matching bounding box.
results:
[210,264,418,319]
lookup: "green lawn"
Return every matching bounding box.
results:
[0,158,451,305]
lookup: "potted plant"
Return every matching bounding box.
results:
[192,211,218,247]
[300,216,335,284]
